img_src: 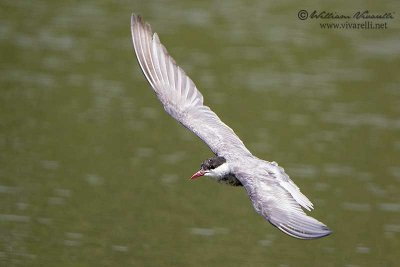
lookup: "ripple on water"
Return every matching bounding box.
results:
[395,142,400,151]
[48,197,65,205]
[323,247,335,253]
[356,246,370,254]
[111,245,129,252]
[289,114,309,126]
[384,224,400,233]
[314,182,330,192]
[63,232,83,247]
[354,171,373,182]
[54,189,71,199]
[258,234,276,247]
[323,164,354,177]
[321,112,400,129]
[388,167,400,181]
[0,185,19,194]
[135,147,154,158]
[0,214,30,223]
[365,182,386,197]
[258,239,272,246]
[37,217,52,225]
[65,232,83,239]
[190,227,229,237]
[131,147,155,165]
[248,142,271,155]
[356,37,400,57]
[141,107,159,120]
[85,174,104,186]
[378,203,400,213]
[287,163,318,179]
[342,202,371,212]
[16,202,29,210]
[40,160,60,170]
[161,174,179,185]
[160,151,186,165]
[64,240,80,247]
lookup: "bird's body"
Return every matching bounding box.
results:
[130,14,331,239]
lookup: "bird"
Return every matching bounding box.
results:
[130,14,332,239]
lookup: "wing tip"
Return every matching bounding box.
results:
[131,13,138,27]
[276,222,332,240]
[131,13,157,46]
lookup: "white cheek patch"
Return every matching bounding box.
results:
[209,162,231,177]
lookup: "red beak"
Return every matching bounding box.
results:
[190,170,205,180]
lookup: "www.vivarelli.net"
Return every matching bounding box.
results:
[297,10,394,30]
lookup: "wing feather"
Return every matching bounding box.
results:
[242,164,332,240]
[131,14,251,157]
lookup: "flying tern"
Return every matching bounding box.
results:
[130,14,331,239]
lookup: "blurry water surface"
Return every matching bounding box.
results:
[1,0,399,266]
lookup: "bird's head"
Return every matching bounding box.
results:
[190,156,229,180]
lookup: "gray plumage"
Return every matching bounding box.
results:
[130,14,331,239]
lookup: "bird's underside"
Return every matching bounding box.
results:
[130,14,331,239]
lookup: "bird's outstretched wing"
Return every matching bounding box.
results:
[243,163,332,239]
[130,14,251,158]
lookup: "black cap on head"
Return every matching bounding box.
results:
[201,156,226,170]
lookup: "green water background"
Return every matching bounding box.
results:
[1,1,399,266]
